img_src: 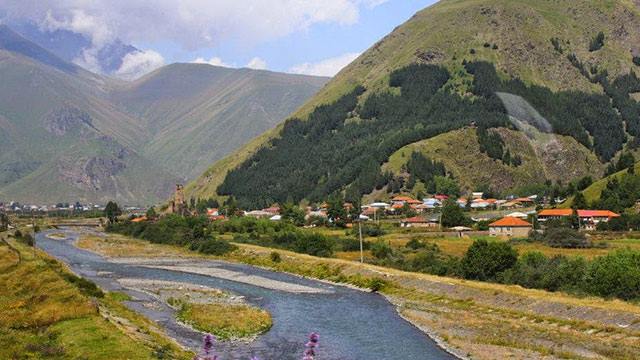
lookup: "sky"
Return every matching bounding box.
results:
[0,0,437,78]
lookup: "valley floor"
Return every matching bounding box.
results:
[78,232,640,360]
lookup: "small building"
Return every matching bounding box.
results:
[489,217,533,237]
[244,210,273,219]
[506,211,528,219]
[400,216,439,228]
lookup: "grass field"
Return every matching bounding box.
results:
[177,302,272,340]
[0,233,192,360]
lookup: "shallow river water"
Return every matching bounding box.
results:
[38,230,456,360]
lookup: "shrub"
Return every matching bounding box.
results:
[405,237,427,250]
[634,56,640,67]
[292,232,335,257]
[197,238,236,255]
[19,233,34,246]
[367,278,387,292]
[338,237,370,251]
[62,273,104,298]
[589,31,605,52]
[586,249,640,300]
[270,251,282,263]
[407,243,456,276]
[461,239,518,281]
[371,241,393,259]
[544,227,591,248]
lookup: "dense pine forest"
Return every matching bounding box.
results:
[219,61,640,208]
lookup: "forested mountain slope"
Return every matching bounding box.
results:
[186,0,640,208]
[0,26,327,204]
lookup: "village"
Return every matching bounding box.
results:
[177,191,621,238]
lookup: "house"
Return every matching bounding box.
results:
[577,210,620,231]
[505,211,528,219]
[131,216,147,223]
[472,192,484,199]
[207,208,219,217]
[537,209,573,222]
[263,206,280,215]
[400,216,439,228]
[244,210,273,219]
[423,198,442,208]
[489,217,533,237]
[514,197,535,206]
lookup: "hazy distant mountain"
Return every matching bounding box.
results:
[111,64,329,180]
[8,21,139,74]
[0,25,328,204]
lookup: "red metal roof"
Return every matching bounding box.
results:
[577,210,620,218]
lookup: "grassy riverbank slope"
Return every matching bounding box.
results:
[0,235,191,359]
[79,232,640,360]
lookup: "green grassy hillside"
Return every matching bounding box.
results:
[383,126,603,195]
[186,0,640,204]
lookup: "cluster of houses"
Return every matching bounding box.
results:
[487,209,620,237]
[0,201,108,214]
[364,193,538,214]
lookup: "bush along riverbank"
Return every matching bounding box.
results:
[108,216,640,302]
[108,216,361,258]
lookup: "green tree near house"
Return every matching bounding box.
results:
[572,192,588,210]
[146,206,157,220]
[461,239,518,281]
[327,196,347,225]
[440,198,471,227]
[104,201,122,225]
[281,202,305,226]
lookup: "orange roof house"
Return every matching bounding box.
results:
[392,196,415,202]
[489,217,532,237]
[131,216,147,223]
[489,217,533,228]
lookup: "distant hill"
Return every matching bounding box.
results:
[186,0,640,208]
[0,26,328,204]
[111,64,328,180]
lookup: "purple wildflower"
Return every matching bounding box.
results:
[302,332,320,360]
[196,333,218,360]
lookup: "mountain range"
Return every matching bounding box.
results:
[185,0,640,208]
[0,25,328,205]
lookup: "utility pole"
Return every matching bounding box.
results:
[32,209,36,256]
[358,219,364,264]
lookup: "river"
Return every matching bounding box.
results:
[37,229,456,360]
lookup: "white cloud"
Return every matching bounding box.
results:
[192,56,232,68]
[289,52,360,77]
[0,1,388,51]
[115,49,165,80]
[246,57,267,70]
